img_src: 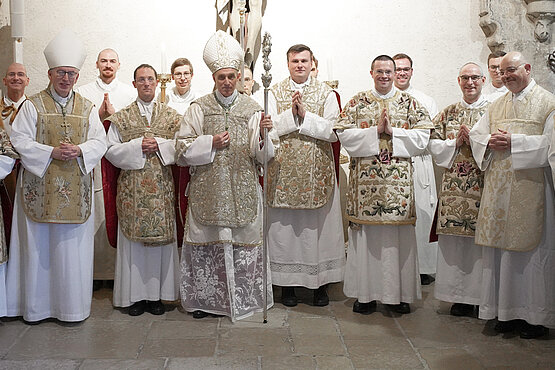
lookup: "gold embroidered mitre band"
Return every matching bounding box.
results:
[435,102,488,237]
[476,85,555,252]
[267,77,335,209]
[187,93,261,228]
[21,90,93,223]
[337,90,433,225]
[109,101,181,246]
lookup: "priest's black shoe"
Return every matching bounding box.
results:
[128,300,146,316]
[147,300,165,315]
[353,300,376,315]
[494,319,520,333]
[313,285,329,306]
[192,310,209,319]
[520,323,549,339]
[388,302,411,314]
[281,287,297,307]
[420,274,435,286]
[450,303,474,317]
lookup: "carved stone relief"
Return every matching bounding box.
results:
[480,0,554,91]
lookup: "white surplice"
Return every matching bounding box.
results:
[266,80,345,289]
[0,155,16,317]
[338,88,429,305]
[176,92,274,321]
[429,97,488,305]
[483,84,508,103]
[105,100,179,308]
[165,86,198,115]
[77,77,137,280]
[4,90,107,322]
[469,81,555,328]
[404,85,439,275]
[1,95,27,137]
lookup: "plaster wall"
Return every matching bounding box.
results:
[0,0,491,110]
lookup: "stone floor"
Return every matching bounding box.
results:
[0,283,553,370]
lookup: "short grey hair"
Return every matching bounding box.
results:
[459,62,484,76]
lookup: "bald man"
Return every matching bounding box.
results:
[2,63,29,136]
[470,51,555,339]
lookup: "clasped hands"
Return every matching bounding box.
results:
[99,93,115,121]
[456,124,470,148]
[51,142,82,161]
[142,137,159,154]
[212,113,273,149]
[377,108,393,135]
[291,91,306,119]
[488,129,511,151]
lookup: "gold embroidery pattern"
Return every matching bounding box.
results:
[434,102,488,237]
[110,102,181,246]
[267,77,335,209]
[476,85,555,251]
[337,90,432,224]
[187,93,261,228]
[22,90,92,224]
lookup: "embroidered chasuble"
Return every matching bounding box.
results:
[434,102,488,237]
[182,92,261,229]
[336,90,433,225]
[267,77,335,209]
[0,127,18,264]
[109,102,180,246]
[21,90,93,224]
[476,85,555,252]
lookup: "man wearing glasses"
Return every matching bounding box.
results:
[483,51,508,103]
[430,62,489,318]
[166,58,197,115]
[77,48,136,292]
[336,55,434,315]
[105,64,181,317]
[4,29,107,323]
[393,53,439,287]
[470,51,555,339]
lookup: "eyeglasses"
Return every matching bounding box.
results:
[499,63,525,76]
[6,72,27,78]
[54,69,78,79]
[459,75,483,82]
[395,67,412,73]
[173,72,192,78]
[374,69,393,76]
[135,76,156,84]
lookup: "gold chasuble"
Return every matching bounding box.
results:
[336,90,433,225]
[433,102,488,237]
[476,85,555,252]
[268,77,335,209]
[0,127,18,264]
[109,102,180,246]
[186,93,261,228]
[22,90,93,224]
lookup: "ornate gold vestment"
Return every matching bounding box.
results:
[267,77,335,209]
[185,92,261,228]
[336,90,433,225]
[476,85,555,252]
[22,90,93,224]
[434,102,488,237]
[109,101,181,246]
[0,127,18,265]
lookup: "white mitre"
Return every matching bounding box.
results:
[44,29,86,70]
[203,30,243,74]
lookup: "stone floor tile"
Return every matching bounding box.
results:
[336,315,403,340]
[314,355,354,369]
[148,320,217,339]
[289,316,338,336]
[344,338,424,369]
[464,342,550,368]
[261,354,315,369]
[0,321,29,357]
[419,348,484,370]
[292,334,346,356]
[79,359,165,369]
[218,328,293,357]
[0,359,81,370]
[5,320,149,360]
[285,304,335,318]
[167,356,258,370]
[219,307,288,329]
[139,338,216,358]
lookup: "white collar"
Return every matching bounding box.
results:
[461,94,487,109]
[290,76,311,90]
[172,86,193,102]
[215,89,238,106]
[513,79,536,101]
[371,86,396,99]
[95,77,119,92]
[50,85,72,107]
[3,95,26,107]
